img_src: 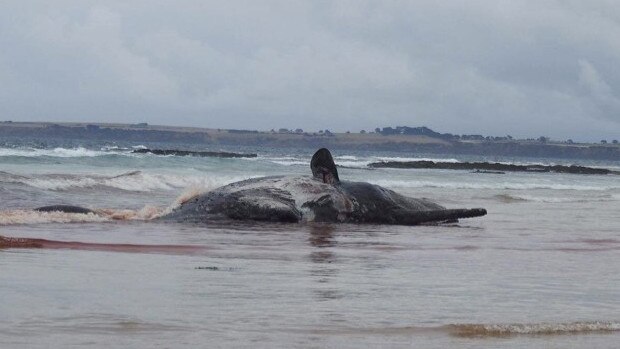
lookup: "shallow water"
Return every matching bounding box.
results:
[1,144,619,348]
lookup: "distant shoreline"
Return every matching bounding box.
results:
[1,121,619,161]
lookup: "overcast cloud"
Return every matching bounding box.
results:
[1,1,619,141]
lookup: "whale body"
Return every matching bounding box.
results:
[160,148,487,225]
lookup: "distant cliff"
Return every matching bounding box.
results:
[0,122,619,161]
[0,123,211,143]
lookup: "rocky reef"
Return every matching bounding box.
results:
[368,161,618,175]
[132,148,257,158]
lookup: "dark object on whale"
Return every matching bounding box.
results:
[35,205,95,214]
[161,148,487,225]
[132,148,257,158]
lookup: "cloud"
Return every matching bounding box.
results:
[578,59,620,117]
[0,1,619,141]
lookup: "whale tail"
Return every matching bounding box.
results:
[311,148,340,184]
[399,208,487,225]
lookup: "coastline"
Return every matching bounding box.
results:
[1,121,619,160]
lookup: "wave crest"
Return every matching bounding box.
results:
[0,170,252,193]
[0,147,111,158]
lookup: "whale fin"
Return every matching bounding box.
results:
[311,148,340,184]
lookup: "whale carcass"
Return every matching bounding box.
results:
[159,148,487,225]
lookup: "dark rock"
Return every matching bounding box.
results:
[369,161,616,175]
[132,148,257,158]
[472,170,505,174]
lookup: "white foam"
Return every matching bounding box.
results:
[341,156,462,168]
[240,155,306,166]
[100,145,132,152]
[28,176,100,191]
[336,161,372,168]
[0,210,109,225]
[334,155,359,161]
[451,321,620,336]
[96,205,168,221]
[145,185,215,219]
[0,147,112,158]
[375,156,461,163]
[241,154,465,169]
[493,193,616,203]
[0,205,175,225]
[269,160,308,166]
[104,173,187,192]
[517,195,610,203]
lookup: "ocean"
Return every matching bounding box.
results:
[1,142,619,348]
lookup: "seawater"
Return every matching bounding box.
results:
[1,143,619,348]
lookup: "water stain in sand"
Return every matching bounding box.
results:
[0,235,210,255]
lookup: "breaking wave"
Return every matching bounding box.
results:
[3,169,616,193]
[263,157,308,166]
[0,147,115,158]
[0,170,255,192]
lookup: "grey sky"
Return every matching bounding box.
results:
[1,1,619,141]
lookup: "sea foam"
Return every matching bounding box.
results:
[448,321,620,337]
[0,210,110,225]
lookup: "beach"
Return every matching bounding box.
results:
[1,143,619,348]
